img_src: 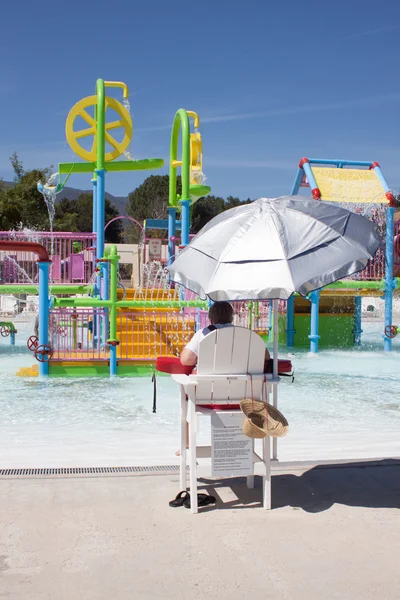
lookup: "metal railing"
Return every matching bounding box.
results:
[49,308,107,360]
[0,232,96,284]
[48,307,197,361]
[116,310,196,360]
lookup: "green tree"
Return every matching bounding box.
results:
[126,174,182,242]
[54,193,123,242]
[191,195,225,233]
[9,152,25,182]
[53,199,80,232]
[5,163,52,230]
[127,176,176,220]
[0,154,55,229]
[225,195,253,210]
[191,196,253,234]
[126,174,255,239]
[0,193,23,230]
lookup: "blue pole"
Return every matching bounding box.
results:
[95,169,105,266]
[95,169,105,354]
[384,206,395,351]
[354,296,363,346]
[91,175,99,349]
[102,261,110,347]
[308,158,373,167]
[38,261,50,376]
[373,165,391,191]
[92,177,97,240]
[168,207,177,264]
[369,165,397,352]
[267,300,273,339]
[110,345,117,376]
[180,200,191,247]
[10,332,15,346]
[291,168,304,195]
[286,296,295,347]
[302,162,319,194]
[309,290,320,353]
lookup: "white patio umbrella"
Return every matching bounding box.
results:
[168,196,382,301]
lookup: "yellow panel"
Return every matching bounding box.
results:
[190,132,204,185]
[312,167,388,204]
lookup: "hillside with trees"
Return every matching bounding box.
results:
[1,154,254,242]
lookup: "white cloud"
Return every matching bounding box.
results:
[206,158,293,170]
[200,93,400,124]
[135,92,400,131]
[340,25,398,41]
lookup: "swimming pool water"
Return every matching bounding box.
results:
[0,318,399,467]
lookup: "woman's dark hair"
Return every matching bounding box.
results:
[208,301,234,325]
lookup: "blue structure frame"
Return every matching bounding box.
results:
[290,157,396,352]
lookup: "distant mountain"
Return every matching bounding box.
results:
[1,180,128,215]
[57,186,128,215]
[1,180,14,189]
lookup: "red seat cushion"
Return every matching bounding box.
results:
[155,356,293,412]
[155,356,194,376]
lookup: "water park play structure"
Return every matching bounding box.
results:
[284,158,399,352]
[0,78,212,376]
[0,78,399,378]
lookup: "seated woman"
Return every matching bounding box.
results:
[177,302,270,455]
[180,301,270,367]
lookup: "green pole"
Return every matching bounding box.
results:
[115,300,208,308]
[95,79,105,171]
[247,301,253,329]
[53,298,208,309]
[0,321,17,333]
[324,279,393,291]
[169,109,191,208]
[169,109,191,247]
[0,284,93,295]
[54,298,112,308]
[107,245,119,342]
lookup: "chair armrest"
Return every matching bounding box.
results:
[171,373,280,385]
[193,373,266,381]
[171,374,191,385]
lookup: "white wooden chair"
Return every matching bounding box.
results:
[172,326,277,514]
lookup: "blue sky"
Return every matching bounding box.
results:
[1,0,399,201]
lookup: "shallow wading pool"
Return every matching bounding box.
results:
[1,319,399,468]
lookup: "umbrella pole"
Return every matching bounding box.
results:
[272,299,279,461]
[309,290,320,353]
[384,204,395,352]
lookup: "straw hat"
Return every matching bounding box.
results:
[240,399,288,439]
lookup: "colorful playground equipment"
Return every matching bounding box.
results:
[1,77,399,376]
[287,158,399,352]
[144,108,211,260]
[0,78,215,377]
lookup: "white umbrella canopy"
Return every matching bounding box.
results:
[168,196,382,301]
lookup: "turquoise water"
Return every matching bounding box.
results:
[0,317,399,467]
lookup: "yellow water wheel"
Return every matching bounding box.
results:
[65,95,132,162]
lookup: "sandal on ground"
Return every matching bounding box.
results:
[169,491,190,507]
[183,494,216,509]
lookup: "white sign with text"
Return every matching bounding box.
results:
[148,238,162,261]
[211,412,253,477]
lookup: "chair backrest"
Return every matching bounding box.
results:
[196,326,266,403]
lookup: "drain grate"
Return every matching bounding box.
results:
[1,459,398,478]
[0,465,181,477]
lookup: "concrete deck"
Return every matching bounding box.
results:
[0,459,399,600]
